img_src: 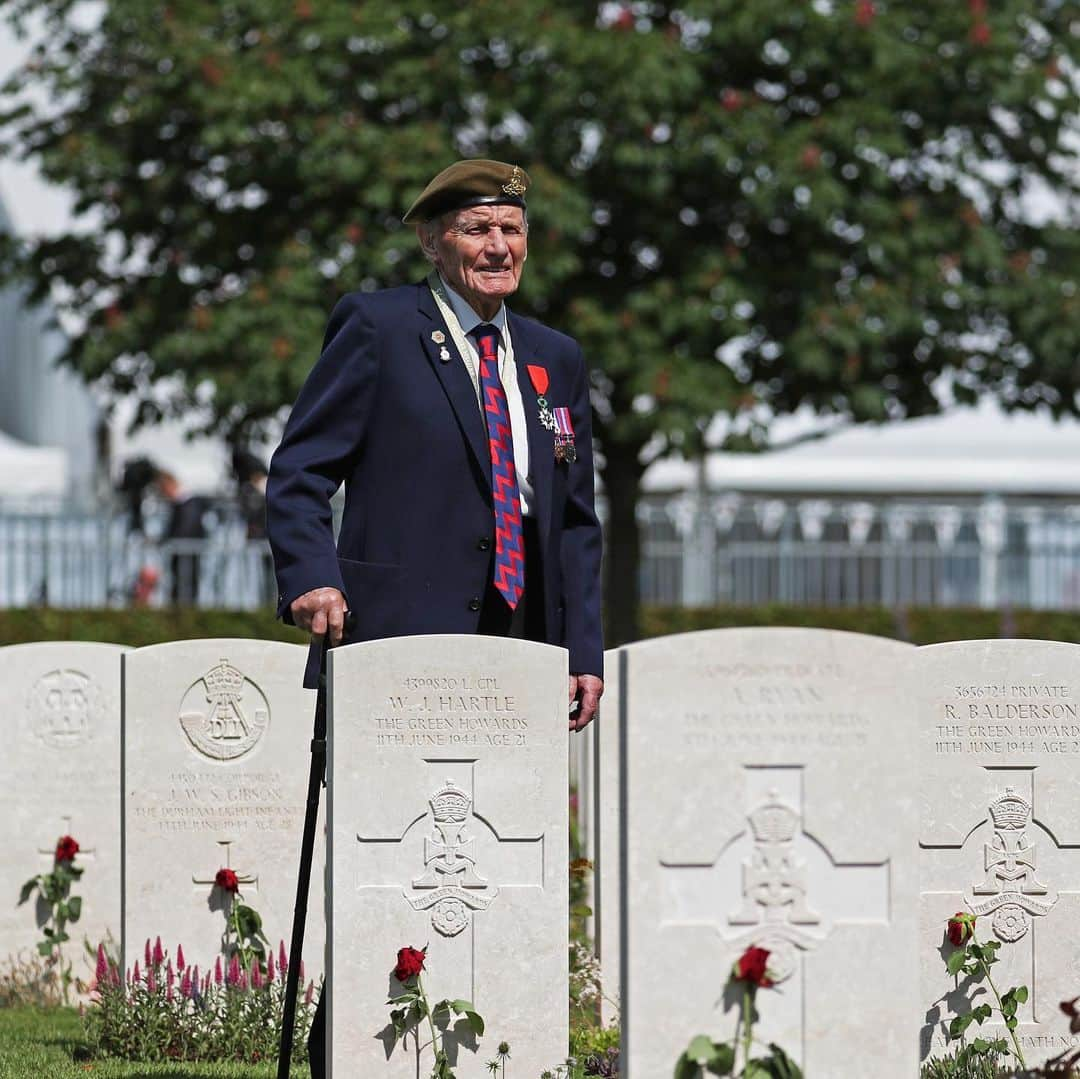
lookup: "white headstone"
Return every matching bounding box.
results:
[593,648,621,1026]
[327,635,569,1078]
[122,640,321,976]
[621,628,919,1077]
[919,640,1080,1066]
[1,642,126,978]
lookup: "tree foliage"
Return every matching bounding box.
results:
[1,0,1077,639]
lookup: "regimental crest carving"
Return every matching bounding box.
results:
[967,786,1058,942]
[728,790,827,982]
[28,668,105,749]
[405,779,497,937]
[178,660,270,761]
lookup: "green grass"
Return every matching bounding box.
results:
[0,1007,281,1079]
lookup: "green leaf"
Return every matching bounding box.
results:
[949,1013,974,1039]
[18,879,38,905]
[570,904,593,918]
[686,1035,718,1064]
[36,941,53,957]
[764,1043,803,1078]
[706,1043,736,1075]
[461,1008,484,1036]
[1012,985,1029,1004]
[673,1052,699,1079]
[946,949,967,976]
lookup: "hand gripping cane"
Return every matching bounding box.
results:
[277,616,351,1078]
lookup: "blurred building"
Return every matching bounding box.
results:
[0,196,99,507]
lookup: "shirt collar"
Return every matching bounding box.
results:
[439,275,508,339]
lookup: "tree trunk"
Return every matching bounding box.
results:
[601,439,647,647]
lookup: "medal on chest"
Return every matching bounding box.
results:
[527,364,559,433]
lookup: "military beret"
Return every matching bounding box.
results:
[403,158,530,224]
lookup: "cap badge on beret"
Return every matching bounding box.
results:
[502,166,527,197]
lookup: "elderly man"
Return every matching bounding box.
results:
[266,159,603,1076]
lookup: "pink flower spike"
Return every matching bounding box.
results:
[144,939,152,969]
[304,980,314,1005]
[228,953,241,986]
[133,960,141,985]
[166,960,175,989]
[95,943,108,984]
[251,958,262,990]
[146,965,156,993]
[176,943,186,971]
[190,965,200,994]
[266,951,275,983]
[166,980,173,1002]
[180,969,192,998]
[214,956,223,985]
[109,964,120,987]
[153,936,164,967]
[299,960,306,984]
[278,940,288,975]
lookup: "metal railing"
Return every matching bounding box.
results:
[0,504,276,609]
[639,493,1080,610]
[5,493,1080,611]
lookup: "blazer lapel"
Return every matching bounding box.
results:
[416,283,491,490]
[508,310,554,543]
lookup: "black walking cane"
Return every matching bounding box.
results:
[277,615,351,1079]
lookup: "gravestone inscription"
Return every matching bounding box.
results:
[919,640,1080,1066]
[327,635,568,1079]
[122,640,321,976]
[621,628,919,1077]
[1,642,126,976]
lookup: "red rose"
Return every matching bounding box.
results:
[947,912,975,947]
[215,868,240,894]
[733,946,773,988]
[55,836,79,863]
[393,946,426,982]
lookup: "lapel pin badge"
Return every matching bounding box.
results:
[431,330,446,344]
[439,347,451,362]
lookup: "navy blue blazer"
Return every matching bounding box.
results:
[266,281,604,678]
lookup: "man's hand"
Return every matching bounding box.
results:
[568,674,603,733]
[290,587,348,646]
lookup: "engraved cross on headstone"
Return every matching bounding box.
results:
[355,759,544,1000]
[38,814,97,865]
[192,839,259,894]
[921,766,1080,1044]
[658,766,890,1065]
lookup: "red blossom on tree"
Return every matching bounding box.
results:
[720,87,743,113]
[855,0,876,28]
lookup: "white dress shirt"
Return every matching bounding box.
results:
[440,277,534,517]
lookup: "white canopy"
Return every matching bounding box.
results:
[0,428,67,500]
[644,400,1080,497]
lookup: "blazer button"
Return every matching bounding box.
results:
[477,537,491,552]
[468,596,482,611]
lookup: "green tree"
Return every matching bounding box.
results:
[2,0,1077,643]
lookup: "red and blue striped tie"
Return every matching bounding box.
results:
[473,325,525,610]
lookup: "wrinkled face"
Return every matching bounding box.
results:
[419,204,528,312]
